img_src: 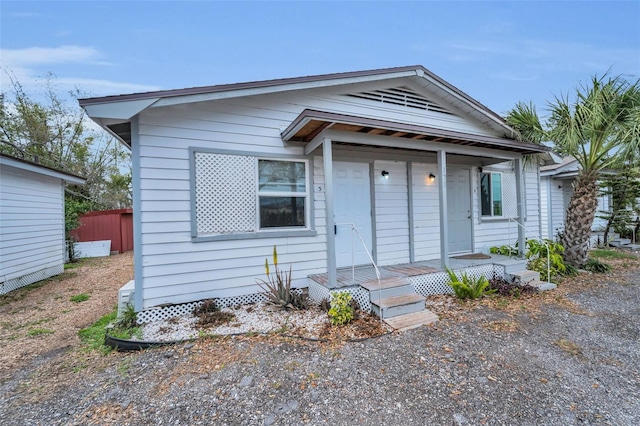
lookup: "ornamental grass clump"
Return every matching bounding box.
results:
[328,291,354,325]
[446,267,496,300]
[257,246,308,310]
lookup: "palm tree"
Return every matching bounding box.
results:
[507,74,640,267]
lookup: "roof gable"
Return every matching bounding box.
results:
[79,65,515,139]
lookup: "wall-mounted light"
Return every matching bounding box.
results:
[428,173,436,183]
[381,170,389,179]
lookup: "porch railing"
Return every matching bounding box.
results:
[507,218,551,285]
[335,222,381,285]
[335,223,384,323]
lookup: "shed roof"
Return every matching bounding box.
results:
[0,153,86,184]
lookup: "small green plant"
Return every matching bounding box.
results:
[257,246,308,310]
[117,303,138,329]
[70,293,90,303]
[526,239,571,281]
[445,267,496,300]
[328,291,354,325]
[489,244,519,256]
[27,328,54,337]
[584,258,612,273]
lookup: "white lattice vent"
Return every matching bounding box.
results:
[346,86,456,116]
[137,291,281,324]
[307,280,372,313]
[501,171,518,218]
[194,152,256,235]
[411,265,498,297]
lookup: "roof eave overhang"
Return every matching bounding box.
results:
[0,155,87,184]
[282,109,549,157]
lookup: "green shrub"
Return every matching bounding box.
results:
[328,291,354,325]
[584,258,612,273]
[445,267,496,300]
[489,244,519,256]
[70,293,90,303]
[525,239,569,281]
[257,246,308,310]
[116,303,138,329]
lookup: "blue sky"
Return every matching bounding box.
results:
[1,1,639,116]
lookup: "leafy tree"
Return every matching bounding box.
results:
[0,71,132,234]
[506,74,640,267]
[597,168,640,244]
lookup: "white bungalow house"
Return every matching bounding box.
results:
[0,153,86,294]
[80,66,550,324]
[540,156,611,242]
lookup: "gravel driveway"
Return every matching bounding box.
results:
[1,257,639,426]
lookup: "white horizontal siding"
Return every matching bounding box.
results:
[473,161,542,252]
[0,167,64,283]
[134,80,527,308]
[412,162,441,260]
[374,160,409,265]
[540,178,550,239]
[549,179,566,237]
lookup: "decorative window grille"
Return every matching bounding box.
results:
[480,170,518,218]
[194,152,256,235]
[346,86,456,116]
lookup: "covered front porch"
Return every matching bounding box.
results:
[282,109,546,290]
[306,253,525,319]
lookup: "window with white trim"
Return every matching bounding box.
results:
[258,159,308,229]
[193,152,311,238]
[480,172,503,217]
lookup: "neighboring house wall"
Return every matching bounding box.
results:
[0,167,65,294]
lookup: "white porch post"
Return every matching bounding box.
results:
[515,157,526,256]
[323,138,337,287]
[437,150,449,269]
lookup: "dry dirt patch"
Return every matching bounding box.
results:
[0,252,133,377]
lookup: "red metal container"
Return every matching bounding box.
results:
[70,208,133,254]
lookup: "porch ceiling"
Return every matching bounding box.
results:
[282,109,549,156]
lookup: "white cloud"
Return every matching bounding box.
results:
[0,45,160,97]
[1,45,110,66]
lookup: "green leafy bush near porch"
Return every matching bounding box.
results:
[490,239,575,282]
[525,239,573,281]
[328,291,354,325]
[445,268,496,300]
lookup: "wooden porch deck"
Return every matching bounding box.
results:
[308,254,514,289]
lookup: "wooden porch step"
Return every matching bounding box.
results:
[371,293,426,319]
[361,277,414,302]
[360,277,411,292]
[384,310,439,331]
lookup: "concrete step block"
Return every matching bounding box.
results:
[507,269,541,284]
[384,310,439,331]
[371,294,426,319]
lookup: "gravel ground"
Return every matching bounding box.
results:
[1,256,639,425]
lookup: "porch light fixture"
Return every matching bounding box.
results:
[429,173,436,182]
[381,170,389,179]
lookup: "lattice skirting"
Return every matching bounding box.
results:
[137,292,270,324]
[0,264,64,295]
[136,264,506,324]
[411,264,499,297]
[308,279,372,312]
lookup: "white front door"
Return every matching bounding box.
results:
[334,162,373,268]
[447,168,472,253]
